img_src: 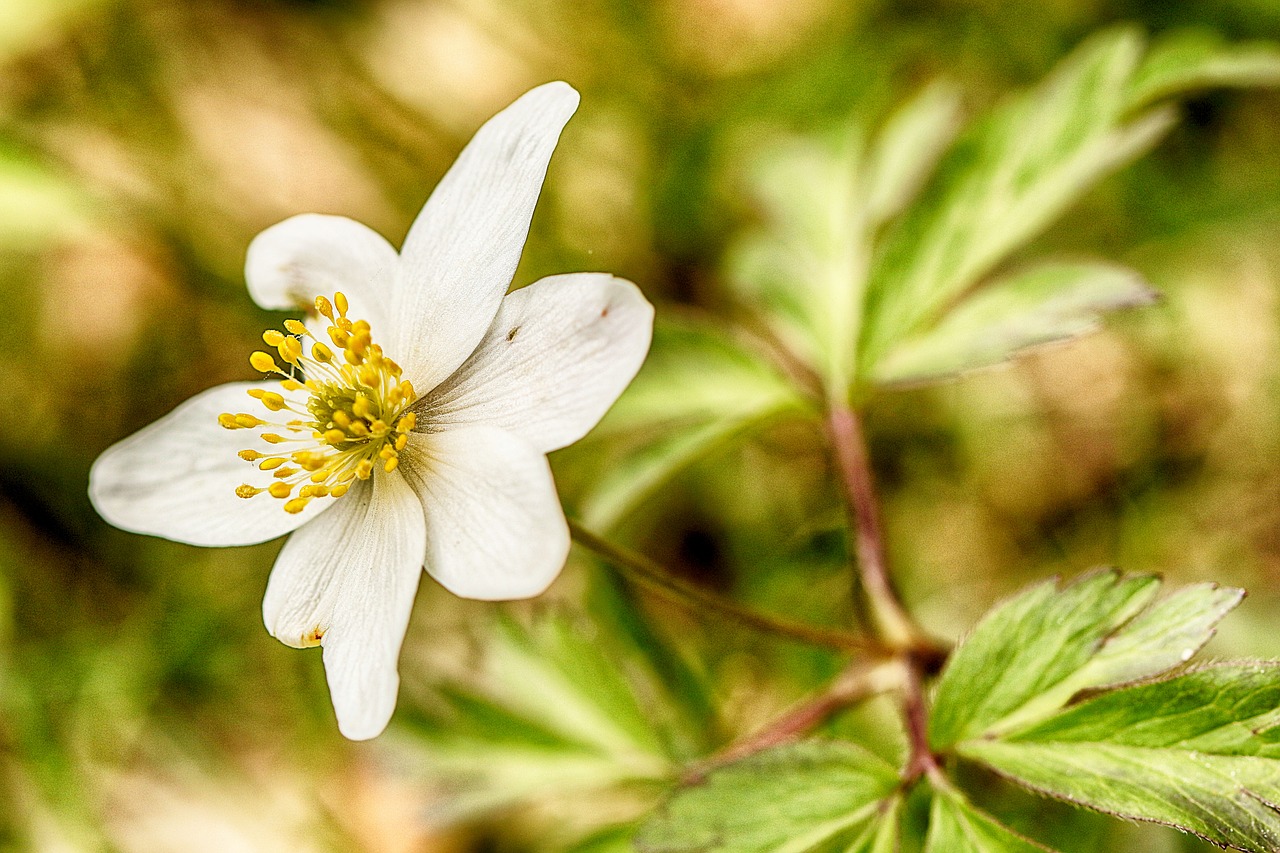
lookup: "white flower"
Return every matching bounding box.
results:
[88,82,654,740]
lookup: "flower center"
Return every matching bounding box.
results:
[218,291,417,514]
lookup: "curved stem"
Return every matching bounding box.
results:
[825,401,930,651]
[684,658,907,782]
[568,518,877,654]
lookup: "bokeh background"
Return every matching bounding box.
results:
[2,0,1280,850]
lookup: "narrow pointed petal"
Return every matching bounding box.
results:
[245,213,398,337]
[392,82,580,392]
[267,472,426,740]
[89,382,332,546]
[422,274,653,453]
[401,426,569,601]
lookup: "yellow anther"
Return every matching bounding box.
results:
[315,295,334,319]
[261,433,286,444]
[337,317,353,332]
[348,421,369,437]
[352,319,369,334]
[273,467,298,479]
[311,342,333,363]
[310,470,329,483]
[378,445,397,460]
[235,414,265,429]
[250,351,279,373]
[262,330,285,347]
[344,346,363,366]
[328,326,349,348]
[268,482,293,499]
[293,452,326,472]
[280,379,305,392]
[355,459,373,480]
[323,429,346,446]
[394,433,407,452]
[218,413,240,430]
[284,319,308,336]
[370,419,388,437]
[334,292,349,316]
[332,411,351,429]
[352,397,372,420]
[260,392,287,412]
[400,381,415,401]
[337,470,357,483]
[396,412,417,432]
[278,337,303,364]
[238,449,264,461]
[358,365,379,387]
[259,457,286,471]
[247,388,266,399]
[235,485,262,498]
[331,484,350,498]
[284,497,310,514]
[368,344,384,365]
[383,456,399,473]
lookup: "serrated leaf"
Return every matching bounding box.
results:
[1128,29,1280,110]
[959,665,1280,852]
[635,741,900,853]
[860,27,1170,371]
[582,318,801,529]
[871,262,1156,384]
[929,571,1242,749]
[925,785,1056,852]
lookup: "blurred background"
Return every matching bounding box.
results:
[2,0,1280,850]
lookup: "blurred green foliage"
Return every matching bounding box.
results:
[2,0,1280,850]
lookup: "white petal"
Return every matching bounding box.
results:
[422,274,654,453]
[401,425,569,601]
[89,382,333,547]
[266,472,426,740]
[245,213,398,338]
[392,82,580,392]
[261,478,372,649]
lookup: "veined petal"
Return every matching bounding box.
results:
[392,82,580,392]
[265,472,426,740]
[245,213,398,339]
[422,274,654,453]
[261,478,372,649]
[89,382,333,547]
[401,426,569,601]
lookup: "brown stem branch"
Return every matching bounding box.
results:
[683,659,907,782]
[825,402,929,650]
[568,518,878,654]
[902,662,940,783]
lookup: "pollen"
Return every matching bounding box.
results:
[219,290,419,513]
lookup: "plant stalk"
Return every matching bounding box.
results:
[568,518,878,654]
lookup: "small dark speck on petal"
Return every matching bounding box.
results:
[507,326,520,342]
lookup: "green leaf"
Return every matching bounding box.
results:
[870,262,1156,384]
[581,317,801,530]
[925,785,1056,852]
[1128,29,1280,110]
[929,571,1242,749]
[844,796,901,853]
[959,664,1280,852]
[727,133,869,389]
[864,81,966,227]
[861,27,1171,371]
[635,741,900,853]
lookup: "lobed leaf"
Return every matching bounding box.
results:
[870,262,1156,384]
[925,785,1057,852]
[581,317,801,529]
[1128,29,1280,110]
[929,571,1242,749]
[635,741,900,853]
[960,665,1280,851]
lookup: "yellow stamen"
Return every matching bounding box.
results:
[284,497,310,514]
[284,319,308,336]
[268,482,292,499]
